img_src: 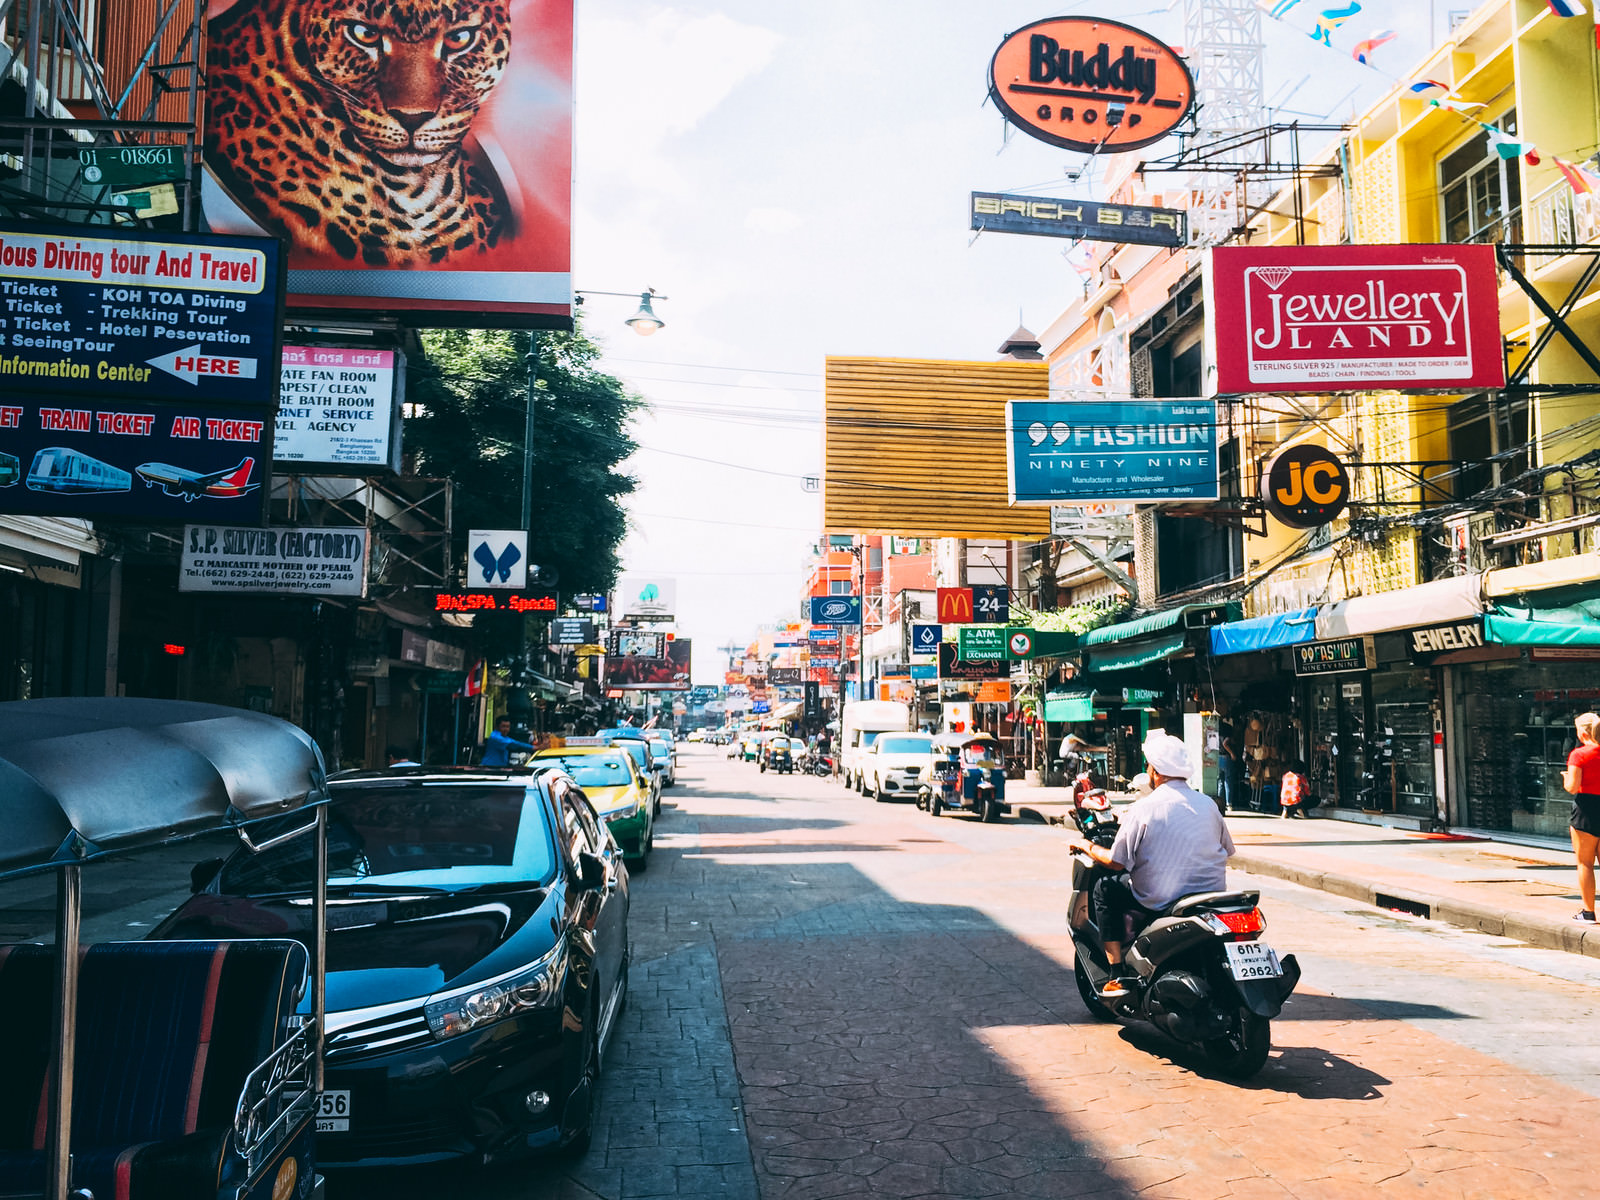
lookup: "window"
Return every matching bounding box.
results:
[828,579,852,595]
[1445,393,1531,499]
[557,782,602,859]
[1441,112,1521,244]
[1155,438,1243,595]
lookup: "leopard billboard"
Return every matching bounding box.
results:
[200,0,572,329]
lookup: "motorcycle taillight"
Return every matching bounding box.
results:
[1203,908,1265,936]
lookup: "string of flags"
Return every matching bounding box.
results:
[1257,0,1600,195]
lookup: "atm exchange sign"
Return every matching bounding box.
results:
[1208,244,1504,393]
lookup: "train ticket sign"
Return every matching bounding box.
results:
[0,222,285,406]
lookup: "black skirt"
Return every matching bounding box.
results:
[1571,794,1600,836]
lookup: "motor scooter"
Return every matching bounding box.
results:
[1066,789,1301,1079]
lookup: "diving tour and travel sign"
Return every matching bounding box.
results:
[1006,399,1220,505]
[178,524,368,596]
[0,394,269,521]
[1207,244,1505,393]
[971,193,1186,248]
[0,222,284,405]
[274,346,402,473]
[988,17,1195,154]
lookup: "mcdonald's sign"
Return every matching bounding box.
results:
[937,587,974,623]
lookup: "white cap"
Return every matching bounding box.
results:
[1142,730,1194,780]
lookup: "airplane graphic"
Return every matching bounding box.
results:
[134,457,259,501]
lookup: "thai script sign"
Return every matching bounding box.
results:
[1208,244,1505,393]
[275,346,401,472]
[178,524,366,594]
[0,222,283,405]
[1006,399,1219,505]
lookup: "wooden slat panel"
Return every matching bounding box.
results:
[823,357,1052,538]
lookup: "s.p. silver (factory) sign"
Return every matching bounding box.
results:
[178,524,367,595]
[971,193,1186,248]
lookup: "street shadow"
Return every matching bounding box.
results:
[1291,998,1475,1022]
[1113,1023,1391,1100]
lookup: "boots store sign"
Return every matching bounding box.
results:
[1208,244,1505,393]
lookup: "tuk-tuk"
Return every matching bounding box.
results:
[927,732,1008,822]
[760,735,795,774]
[0,698,331,1200]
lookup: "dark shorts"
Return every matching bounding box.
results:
[1572,795,1600,837]
[1092,874,1162,943]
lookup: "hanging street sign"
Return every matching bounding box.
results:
[971,193,1186,248]
[178,524,367,595]
[910,623,943,655]
[939,641,1007,681]
[273,346,402,473]
[987,17,1195,155]
[958,626,1010,660]
[466,529,528,589]
[1261,444,1351,529]
[810,595,861,625]
[1006,399,1220,505]
[971,584,1009,624]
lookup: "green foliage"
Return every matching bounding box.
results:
[405,325,642,599]
[1028,600,1129,635]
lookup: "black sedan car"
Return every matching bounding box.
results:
[151,766,630,1167]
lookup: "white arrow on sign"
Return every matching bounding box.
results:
[145,345,260,386]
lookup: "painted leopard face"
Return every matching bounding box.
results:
[295,0,510,166]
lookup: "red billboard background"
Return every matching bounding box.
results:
[1208,244,1504,394]
[606,639,691,691]
[201,0,571,329]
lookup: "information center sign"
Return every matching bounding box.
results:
[0,222,284,405]
[1006,399,1219,505]
[275,346,402,472]
[178,524,367,595]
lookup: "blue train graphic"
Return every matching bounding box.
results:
[26,448,133,494]
[0,452,18,487]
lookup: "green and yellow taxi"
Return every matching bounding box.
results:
[532,741,655,869]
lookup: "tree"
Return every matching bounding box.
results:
[404,326,641,653]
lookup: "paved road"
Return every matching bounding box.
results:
[10,748,1598,1199]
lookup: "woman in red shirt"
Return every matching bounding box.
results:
[1561,711,1600,923]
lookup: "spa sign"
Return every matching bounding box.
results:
[987,17,1195,154]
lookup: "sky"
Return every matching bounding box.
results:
[569,0,1439,683]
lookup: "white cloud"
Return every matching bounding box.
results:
[744,207,802,235]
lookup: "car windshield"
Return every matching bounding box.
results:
[216,785,558,896]
[543,755,633,788]
[611,740,651,771]
[877,735,932,754]
[860,731,886,748]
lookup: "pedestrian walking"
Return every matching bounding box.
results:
[1562,711,1600,923]
[1279,759,1309,819]
[1218,719,1245,812]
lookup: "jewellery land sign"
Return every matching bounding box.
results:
[987,17,1195,154]
[274,346,402,473]
[0,394,270,521]
[1006,400,1219,505]
[178,524,367,595]
[1207,244,1505,393]
[1261,444,1350,529]
[0,222,284,406]
[970,193,1186,248]
[1292,637,1374,676]
[1409,620,1485,662]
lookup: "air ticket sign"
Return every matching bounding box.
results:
[0,222,284,406]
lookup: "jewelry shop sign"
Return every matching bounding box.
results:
[179,524,367,595]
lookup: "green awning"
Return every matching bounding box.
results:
[1043,690,1096,723]
[1085,631,1188,673]
[1081,602,1240,647]
[1485,597,1600,647]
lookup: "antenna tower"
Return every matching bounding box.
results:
[1182,0,1267,246]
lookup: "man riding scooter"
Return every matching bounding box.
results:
[1063,730,1235,999]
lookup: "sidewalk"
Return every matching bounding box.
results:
[1009,780,1600,959]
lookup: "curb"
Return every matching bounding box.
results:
[1228,853,1600,961]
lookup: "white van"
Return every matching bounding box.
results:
[840,700,911,793]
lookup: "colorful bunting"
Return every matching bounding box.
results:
[1429,96,1484,113]
[1352,29,1398,64]
[1555,157,1600,194]
[1267,0,1305,15]
[1407,78,1452,95]
[1311,2,1362,46]
[1546,0,1585,17]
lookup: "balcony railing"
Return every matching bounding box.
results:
[1524,181,1600,252]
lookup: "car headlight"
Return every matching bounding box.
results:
[598,791,642,820]
[423,941,568,1040]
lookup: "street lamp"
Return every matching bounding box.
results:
[572,288,669,337]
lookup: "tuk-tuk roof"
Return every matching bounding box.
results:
[935,731,999,749]
[0,698,329,879]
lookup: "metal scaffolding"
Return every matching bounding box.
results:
[1180,0,1267,246]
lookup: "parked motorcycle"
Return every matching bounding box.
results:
[1065,789,1300,1079]
[806,753,834,777]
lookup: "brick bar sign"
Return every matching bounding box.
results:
[1207,244,1504,393]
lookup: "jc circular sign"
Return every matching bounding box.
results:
[1261,445,1350,529]
[988,17,1195,154]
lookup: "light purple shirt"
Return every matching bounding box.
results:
[1109,781,1235,909]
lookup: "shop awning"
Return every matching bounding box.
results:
[1209,608,1318,657]
[1485,552,1600,599]
[1084,631,1187,673]
[1485,596,1600,647]
[1043,689,1096,723]
[1314,574,1483,640]
[1082,603,1234,646]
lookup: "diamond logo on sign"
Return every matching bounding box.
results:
[467,529,528,589]
[910,624,943,655]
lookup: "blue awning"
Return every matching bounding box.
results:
[1209,608,1318,657]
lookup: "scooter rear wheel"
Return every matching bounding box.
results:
[1202,1013,1272,1079]
[1073,958,1115,1022]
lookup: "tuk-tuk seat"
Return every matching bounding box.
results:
[0,939,307,1200]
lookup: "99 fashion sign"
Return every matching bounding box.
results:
[1207,244,1505,393]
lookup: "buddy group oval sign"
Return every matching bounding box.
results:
[988,17,1194,154]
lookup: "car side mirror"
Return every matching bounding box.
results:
[190,857,224,893]
[575,851,608,892]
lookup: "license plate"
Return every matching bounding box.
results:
[316,1090,351,1133]
[1223,940,1282,981]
